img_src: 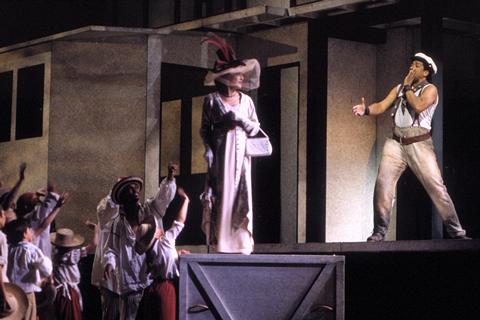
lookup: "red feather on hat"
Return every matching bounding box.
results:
[201,32,236,65]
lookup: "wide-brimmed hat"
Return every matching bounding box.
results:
[412,52,437,75]
[202,32,261,90]
[50,228,85,248]
[0,283,28,320]
[134,215,158,255]
[111,176,143,205]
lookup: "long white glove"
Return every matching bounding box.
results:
[230,111,258,134]
[204,148,214,168]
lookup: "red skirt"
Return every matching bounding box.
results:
[136,279,176,320]
[54,286,82,320]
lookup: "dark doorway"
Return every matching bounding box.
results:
[161,63,213,245]
[444,78,480,239]
[252,65,283,243]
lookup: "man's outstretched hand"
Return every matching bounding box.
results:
[352,97,367,116]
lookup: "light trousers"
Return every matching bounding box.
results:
[373,126,466,238]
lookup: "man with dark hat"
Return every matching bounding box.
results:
[352,52,469,241]
[102,165,177,320]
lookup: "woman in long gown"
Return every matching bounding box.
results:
[200,33,261,254]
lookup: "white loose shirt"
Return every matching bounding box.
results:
[53,246,87,304]
[146,178,177,229]
[53,247,87,285]
[30,192,60,258]
[0,230,8,282]
[148,221,184,280]
[91,195,119,289]
[7,241,52,293]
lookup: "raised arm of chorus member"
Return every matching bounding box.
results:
[1,163,26,211]
[34,192,69,237]
[175,188,190,225]
[145,174,177,220]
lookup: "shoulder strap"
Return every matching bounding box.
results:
[391,84,405,116]
[418,83,431,95]
[396,84,403,96]
[257,127,269,138]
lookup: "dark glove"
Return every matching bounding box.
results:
[223,111,237,129]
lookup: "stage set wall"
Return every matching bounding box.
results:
[0,35,161,238]
[0,45,52,197]
[325,28,418,242]
[0,25,467,243]
[48,39,150,233]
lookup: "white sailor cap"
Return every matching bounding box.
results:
[412,52,437,75]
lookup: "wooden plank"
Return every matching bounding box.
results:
[163,5,288,32]
[289,0,372,16]
[0,25,166,54]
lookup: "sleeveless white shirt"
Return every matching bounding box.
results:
[394,83,438,130]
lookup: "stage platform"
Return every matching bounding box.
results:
[180,254,344,320]
[174,240,480,320]
[79,240,480,320]
[177,238,480,254]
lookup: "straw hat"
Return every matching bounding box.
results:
[134,215,158,255]
[0,283,28,320]
[111,176,143,205]
[202,32,261,90]
[50,228,85,248]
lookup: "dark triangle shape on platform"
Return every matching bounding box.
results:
[193,262,326,320]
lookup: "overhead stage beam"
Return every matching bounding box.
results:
[159,5,288,33]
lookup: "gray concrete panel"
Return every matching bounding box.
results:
[180,254,344,320]
[49,39,148,236]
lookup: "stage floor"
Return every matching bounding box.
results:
[178,238,480,254]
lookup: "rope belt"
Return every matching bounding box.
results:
[392,132,431,145]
